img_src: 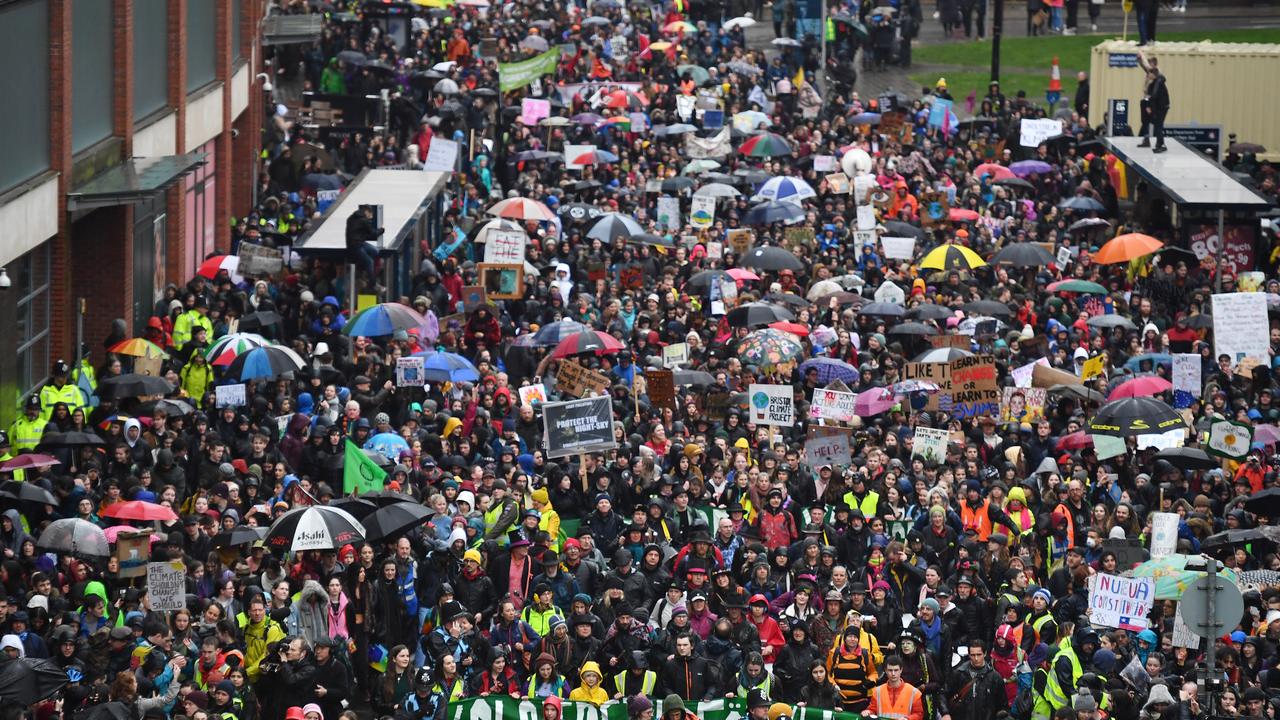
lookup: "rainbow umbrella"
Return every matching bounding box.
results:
[663,20,696,34]
[344,303,428,337]
[737,328,803,368]
[205,333,270,366]
[738,133,793,158]
[108,338,169,359]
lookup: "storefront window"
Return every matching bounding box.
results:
[14,243,51,400]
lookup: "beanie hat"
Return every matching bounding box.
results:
[1032,587,1052,605]
[1073,690,1098,712]
[532,487,550,505]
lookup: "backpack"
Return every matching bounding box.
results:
[1011,683,1036,720]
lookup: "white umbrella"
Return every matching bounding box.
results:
[434,78,460,95]
[693,183,741,199]
[724,15,757,29]
[432,61,457,72]
[753,176,817,204]
[806,279,845,301]
[473,218,528,246]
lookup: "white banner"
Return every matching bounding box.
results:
[1172,604,1200,648]
[483,229,528,265]
[690,195,716,229]
[424,138,460,172]
[1019,118,1064,147]
[1088,574,1154,630]
[912,426,950,464]
[1212,292,1270,366]
[880,236,916,260]
[1150,512,1180,558]
[810,388,857,423]
[1172,353,1201,398]
[749,384,795,427]
[804,434,852,468]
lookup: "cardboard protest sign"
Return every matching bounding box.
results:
[702,391,732,420]
[542,396,618,458]
[148,561,187,611]
[116,532,152,578]
[912,426,950,464]
[810,388,857,424]
[943,354,1000,419]
[556,360,611,398]
[395,357,425,387]
[238,242,285,275]
[1089,574,1154,630]
[804,434,851,468]
[1212,292,1270,367]
[647,370,677,410]
[749,384,795,427]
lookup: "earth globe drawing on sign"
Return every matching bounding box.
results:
[752,391,770,411]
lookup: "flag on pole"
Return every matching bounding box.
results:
[343,439,387,494]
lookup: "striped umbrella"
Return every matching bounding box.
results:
[738,133,793,157]
[344,303,428,337]
[205,332,270,366]
[531,320,590,346]
[223,345,306,381]
[753,176,817,204]
[799,358,861,384]
[266,506,365,552]
[108,338,169,359]
[487,197,556,221]
[551,331,627,359]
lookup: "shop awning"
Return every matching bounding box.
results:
[1103,137,1272,211]
[261,14,325,45]
[66,153,206,211]
[294,168,450,255]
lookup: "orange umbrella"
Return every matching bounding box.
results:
[108,338,169,359]
[1094,233,1163,264]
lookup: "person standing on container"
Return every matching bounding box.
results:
[1137,51,1170,153]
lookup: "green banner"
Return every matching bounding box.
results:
[448,695,863,720]
[499,49,560,92]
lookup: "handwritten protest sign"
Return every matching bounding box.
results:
[804,434,851,468]
[810,389,857,424]
[116,532,151,578]
[1020,118,1064,147]
[1011,358,1050,388]
[519,384,547,407]
[1150,512,1179,558]
[238,242,284,275]
[749,384,795,427]
[944,355,1000,418]
[395,357,425,387]
[424,138,460,172]
[691,196,715,229]
[881,236,916,260]
[148,561,187,611]
[1089,574,1154,630]
[663,343,689,368]
[912,427,950,464]
[1212,293,1270,366]
[647,370,677,410]
[216,384,246,408]
[1172,353,1200,407]
[556,360,611,398]
[483,229,527,265]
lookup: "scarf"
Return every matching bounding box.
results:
[920,614,943,656]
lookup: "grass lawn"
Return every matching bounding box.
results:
[908,70,1080,110]
[913,28,1279,75]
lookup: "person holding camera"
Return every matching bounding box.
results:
[260,636,318,720]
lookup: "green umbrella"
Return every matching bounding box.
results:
[1129,554,1239,599]
[1048,279,1108,294]
[676,64,710,84]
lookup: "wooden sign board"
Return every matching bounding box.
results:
[556,359,611,398]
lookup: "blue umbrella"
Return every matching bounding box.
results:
[343,303,427,337]
[223,345,305,381]
[851,112,881,125]
[413,351,480,383]
[364,432,411,459]
[798,357,861,384]
[1125,353,1173,372]
[744,200,805,225]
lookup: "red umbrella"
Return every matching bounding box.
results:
[0,454,61,471]
[196,255,239,279]
[1057,431,1094,450]
[973,163,1015,180]
[949,208,981,222]
[1108,375,1172,400]
[726,268,761,282]
[99,500,178,523]
[551,330,627,359]
[769,321,810,337]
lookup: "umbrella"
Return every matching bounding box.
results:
[653,123,697,136]
[99,374,173,399]
[519,36,549,52]
[1122,355,1174,373]
[205,332,270,366]
[1108,375,1172,399]
[734,167,772,184]
[196,255,240,279]
[1243,487,1280,516]
[582,15,611,25]
[108,338,169,359]
[676,64,710,84]
[727,303,795,328]
[743,201,805,225]
[732,111,772,133]
[361,490,418,506]
[419,351,480,383]
[1059,196,1108,212]
[344,303,428,337]
[0,455,60,473]
[1057,430,1094,450]
[739,133,793,157]
[694,183,741,199]
[883,221,925,240]
[664,20,697,33]
[989,243,1055,268]
[661,177,696,193]
[769,321,809,337]
[686,270,735,293]
[1087,314,1137,331]
[36,519,109,557]
[973,163,1015,180]
[855,387,898,416]
[764,291,809,308]
[948,208,982,223]
[362,503,435,543]
[1069,218,1112,232]
[1253,425,1280,446]
[753,176,817,204]
[551,331,626,359]
[771,37,802,46]
[433,78,460,95]
[331,497,379,521]
[737,329,803,368]
[571,149,620,166]
[266,506,365,552]
[37,431,104,448]
[850,112,881,125]
[100,500,179,522]
[588,213,644,242]
[892,380,940,394]
[1154,447,1217,470]
[740,246,805,272]
[1129,554,1239,599]
[1228,142,1266,154]
[626,232,674,250]
[914,347,973,362]
[1048,384,1106,403]
[1094,233,1163,264]
[0,480,57,511]
[806,280,845,301]
[487,197,556,221]
[0,657,70,705]
[336,50,368,66]
[672,369,715,387]
[963,299,1013,317]
[1048,279,1108,294]
[799,358,861,384]
[135,398,196,417]
[920,244,986,271]
[211,525,269,549]
[908,303,954,321]
[1009,160,1053,177]
[558,203,604,224]
[1089,397,1186,437]
[724,15,756,29]
[683,159,721,175]
[102,526,162,544]
[860,302,907,318]
[887,321,938,336]
[365,432,412,459]
[993,177,1035,192]
[470,218,528,246]
[239,310,282,331]
[1203,527,1280,559]
[531,320,590,346]
[224,345,306,381]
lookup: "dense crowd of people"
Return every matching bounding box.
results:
[2,1,1280,720]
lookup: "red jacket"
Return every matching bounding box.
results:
[756,507,798,550]
[747,612,786,658]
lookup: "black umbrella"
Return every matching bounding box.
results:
[887,321,938,336]
[363,503,434,542]
[739,246,804,272]
[0,657,69,705]
[764,292,811,309]
[0,481,57,507]
[989,243,1055,268]
[859,302,906,318]
[336,50,368,66]
[37,431,105,448]
[628,233,676,249]
[265,506,365,552]
[1087,315,1137,331]
[558,203,604,224]
[1088,397,1186,437]
[99,373,173,399]
[1152,447,1217,470]
[726,302,795,328]
[993,177,1035,192]
[1202,527,1280,558]
[211,525,268,549]
[673,369,716,386]
[883,220,925,240]
[686,270,734,293]
[1047,384,1106,404]
[661,177,696,193]
[332,497,379,520]
[1243,488,1280,517]
[743,201,805,226]
[514,150,561,162]
[908,303,953,321]
[135,398,197,417]
[963,299,1014,317]
[239,311,283,331]
[361,490,419,507]
[1058,196,1107,212]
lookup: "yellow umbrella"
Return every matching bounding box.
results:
[649,41,674,51]
[919,243,987,271]
[410,0,454,7]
